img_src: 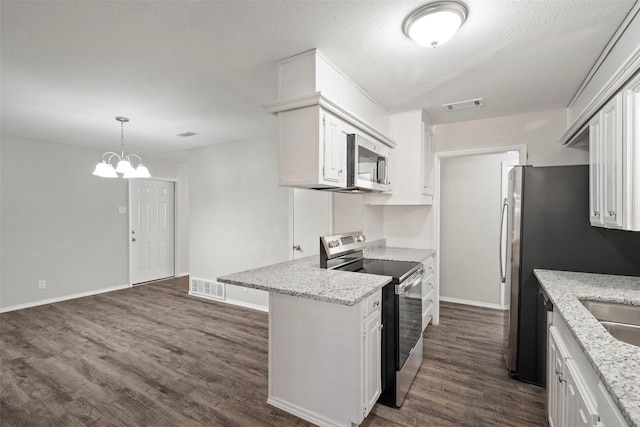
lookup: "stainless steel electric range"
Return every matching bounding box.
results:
[320,232,425,408]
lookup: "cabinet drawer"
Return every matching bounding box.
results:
[423,257,434,276]
[422,296,434,316]
[422,288,434,312]
[422,274,433,297]
[422,310,433,330]
[363,290,382,318]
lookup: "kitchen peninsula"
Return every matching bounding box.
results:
[218,243,434,427]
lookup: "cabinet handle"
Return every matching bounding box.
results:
[593,211,600,217]
[338,169,343,176]
[374,300,380,307]
[608,211,616,217]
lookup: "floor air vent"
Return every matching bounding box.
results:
[190,278,225,301]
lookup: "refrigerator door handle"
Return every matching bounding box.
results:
[500,197,509,284]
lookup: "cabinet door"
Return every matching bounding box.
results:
[363,310,381,416]
[321,111,346,185]
[589,114,604,226]
[565,360,599,427]
[602,94,624,228]
[624,74,640,231]
[549,326,567,427]
[422,123,434,196]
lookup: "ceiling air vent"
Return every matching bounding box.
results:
[442,98,484,111]
[176,131,200,138]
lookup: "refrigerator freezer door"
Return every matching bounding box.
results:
[505,166,523,375]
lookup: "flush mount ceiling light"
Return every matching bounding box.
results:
[93,116,151,179]
[403,1,468,48]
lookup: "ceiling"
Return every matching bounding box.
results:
[1,1,636,160]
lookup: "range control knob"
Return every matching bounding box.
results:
[356,235,366,242]
[328,240,340,248]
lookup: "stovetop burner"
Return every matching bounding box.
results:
[358,259,421,282]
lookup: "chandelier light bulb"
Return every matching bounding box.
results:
[93,116,151,179]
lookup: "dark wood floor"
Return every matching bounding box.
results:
[1,277,546,426]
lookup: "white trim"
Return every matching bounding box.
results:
[568,3,640,109]
[262,92,396,148]
[437,144,527,161]
[434,144,526,323]
[267,396,345,427]
[0,284,130,313]
[440,296,505,311]
[218,298,269,313]
[128,178,180,286]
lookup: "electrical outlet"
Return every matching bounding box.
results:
[38,280,46,290]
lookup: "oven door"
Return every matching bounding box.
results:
[397,271,423,369]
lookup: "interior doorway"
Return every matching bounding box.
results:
[129,179,176,284]
[290,188,332,260]
[436,147,523,309]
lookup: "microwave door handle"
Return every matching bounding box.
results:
[385,155,390,186]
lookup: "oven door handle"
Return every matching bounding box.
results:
[396,270,423,295]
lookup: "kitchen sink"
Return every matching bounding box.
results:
[580,300,640,347]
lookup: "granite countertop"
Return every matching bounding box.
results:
[534,269,640,426]
[364,246,435,263]
[217,256,392,306]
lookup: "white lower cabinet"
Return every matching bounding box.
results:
[268,290,381,427]
[421,256,435,331]
[548,314,629,427]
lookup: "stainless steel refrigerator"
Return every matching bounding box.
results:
[501,165,640,386]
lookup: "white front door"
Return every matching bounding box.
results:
[130,179,175,284]
[292,188,332,259]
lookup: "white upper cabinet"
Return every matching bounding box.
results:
[367,110,434,205]
[278,106,348,189]
[422,122,435,197]
[264,49,398,192]
[589,71,640,231]
[623,72,640,230]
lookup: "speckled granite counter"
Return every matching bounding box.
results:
[364,246,434,263]
[218,256,391,306]
[534,269,640,426]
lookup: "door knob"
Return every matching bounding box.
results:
[293,245,301,251]
[132,237,136,242]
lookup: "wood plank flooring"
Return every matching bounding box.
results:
[1,277,546,426]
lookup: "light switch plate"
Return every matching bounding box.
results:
[118,206,127,214]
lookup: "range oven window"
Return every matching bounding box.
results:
[397,274,423,369]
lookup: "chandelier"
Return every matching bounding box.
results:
[92,116,151,178]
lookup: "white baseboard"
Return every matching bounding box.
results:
[440,296,505,311]
[176,272,190,278]
[0,284,130,314]
[223,297,269,313]
[267,396,344,427]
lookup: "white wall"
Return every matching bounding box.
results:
[435,108,589,166]
[0,135,187,311]
[439,152,518,308]
[188,134,290,309]
[380,205,432,249]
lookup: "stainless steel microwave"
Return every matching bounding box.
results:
[344,134,392,193]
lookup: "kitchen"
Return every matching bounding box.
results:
[1,1,640,427]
